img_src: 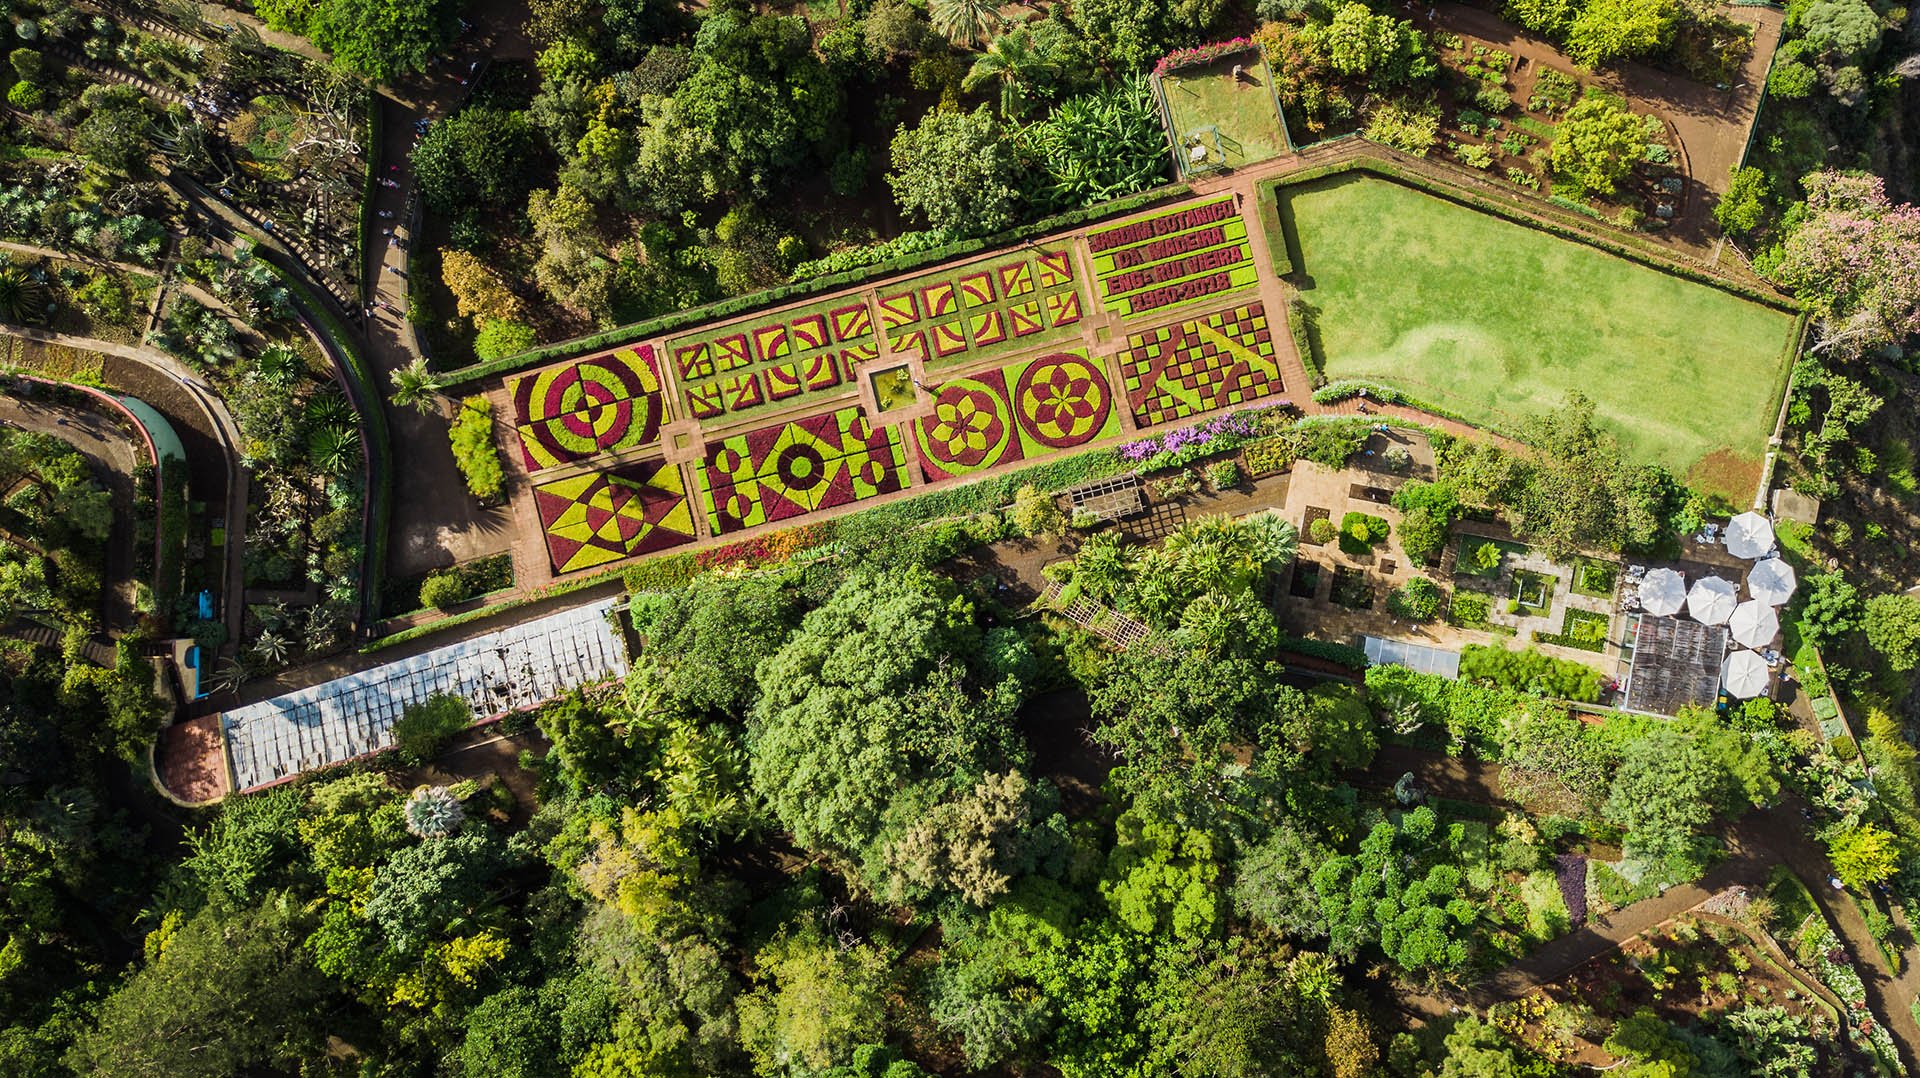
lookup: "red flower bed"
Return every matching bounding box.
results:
[1154,38,1257,76]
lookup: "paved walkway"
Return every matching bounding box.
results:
[0,322,249,645]
[0,391,143,629]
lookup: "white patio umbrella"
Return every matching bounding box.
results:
[1747,557,1797,606]
[1722,650,1771,699]
[1639,567,1687,617]
[1725,512,1776,559]
[1728,599,1780,648]
[1686,576,1738,624]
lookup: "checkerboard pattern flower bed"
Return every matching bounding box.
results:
[1118,302,1285,427]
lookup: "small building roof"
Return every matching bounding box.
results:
[220,598,628,791]
[1624,615,1727,715]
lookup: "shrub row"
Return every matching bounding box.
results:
[1312,380,1410,405]
[1285,299,1322,387]
[1277,634,1371,671]
[440,182,1192,386]
[1459,643,1604,703]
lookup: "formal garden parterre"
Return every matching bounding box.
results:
[878,247,1085,369]
[913,349,1122,481]
[507,345,669,472]
[532,457,695,574]
[1119,302,1286,428]
[666,296,874,422]
[1086,195,1261,316]
[696,405,910,536]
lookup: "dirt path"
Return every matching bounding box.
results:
[1,322,249,645]
[1352,744,1920,1069]
[0,392,143,629]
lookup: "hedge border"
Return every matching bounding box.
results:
[437,182,1194,386]
[1256,154,1799,314]
[355,95,380,308]
[260,261,393,632]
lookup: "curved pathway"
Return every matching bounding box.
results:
[1353,745,1920,1071]
[0,322,248,645]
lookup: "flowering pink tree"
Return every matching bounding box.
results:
[1775,170,1920,357]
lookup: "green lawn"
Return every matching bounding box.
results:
[1162,57,1290,173]
[1275,176,1797,502]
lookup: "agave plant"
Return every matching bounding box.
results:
[308,424,360,476]
[0,265,52,325]
[403,785,464,838]
[249,630,289,665]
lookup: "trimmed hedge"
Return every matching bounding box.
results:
[1285,298,1322,387]
[1312,379,1410,405]
[1459,643,1604,703]
[1278,634,1371,671]
[438,182,1192,386]
[260,260,393,629]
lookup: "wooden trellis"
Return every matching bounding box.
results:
[1040,579,1154,650]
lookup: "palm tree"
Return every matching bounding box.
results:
[389,357,444,414]
[963,26,1055,118]
[931,0,1003,49]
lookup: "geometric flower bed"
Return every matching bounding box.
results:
[667,297,876,423]
[879,248,1084,371]
[533,457,696,574]
[914,349,1120,481]
[696,405,909,536]
[507,345,668,472]
[1086,196,1259,317]
[1118,301,1284,428]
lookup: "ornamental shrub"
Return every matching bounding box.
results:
[1309,517,1338,544]
[418,571,469,612]
[7,80,44,111]
[1474,84,1513,113]
[448,396,504,502]
[1387,577,1442,621]
[472,319,536,362]
[391,692,472,764]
